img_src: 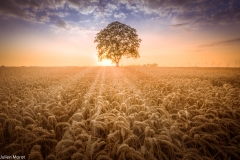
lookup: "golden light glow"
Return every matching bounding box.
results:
[98,59,113,66]
[0,27,239,67]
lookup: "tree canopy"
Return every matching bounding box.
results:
[94,21,141,67]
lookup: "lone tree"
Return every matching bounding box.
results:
[94,21,141,67]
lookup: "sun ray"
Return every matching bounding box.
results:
[98,59,113,66]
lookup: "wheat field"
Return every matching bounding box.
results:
[0,66,239,160]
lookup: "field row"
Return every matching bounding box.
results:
[0,67,240,159]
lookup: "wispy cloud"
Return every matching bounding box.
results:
[171,23,188,28]
[56,19,68,30]
[198,37,240,47]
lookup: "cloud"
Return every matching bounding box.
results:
[171,23,188,28]
[173,13,200,22]
[47,11,70,18]
[0,0,45,23]
[14,0,40,8]
[105,3,118,11]
[93,3,118,20]
[198,37,240,47]
[56,19,68,29]
[173,0,240,26]
[1,0,240,31]
[210,7,240,25]
[0,1,26,17]
[38,14,51,23]
[67,0,97,14]
[114,12,127,19]
[41,0,65,9]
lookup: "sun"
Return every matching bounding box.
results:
[98,59,113,66]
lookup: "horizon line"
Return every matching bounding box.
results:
[1,66,240,68]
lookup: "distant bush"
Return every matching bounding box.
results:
[142,63,158,67]
[128,64,141,67]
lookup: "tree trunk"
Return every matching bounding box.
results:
[116,62,119,67]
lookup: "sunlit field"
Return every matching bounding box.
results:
[0,66,240,159]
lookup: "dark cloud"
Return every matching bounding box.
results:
[0,0,42,22]
[171,23,188,27]
[140,0,240,27]
[173,0,240,26]
[55,19,68,29]
[198,37,240,47]
[0,1,25,17]
[0,0,240,29]
[14,0,40,8]
[41,0,65,9]
[210,7,240,24]
[145,0,191,9]
[0,0,40,16]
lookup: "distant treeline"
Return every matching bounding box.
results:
[128,63,158,67]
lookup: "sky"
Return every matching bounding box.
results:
[0,0,240,67]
